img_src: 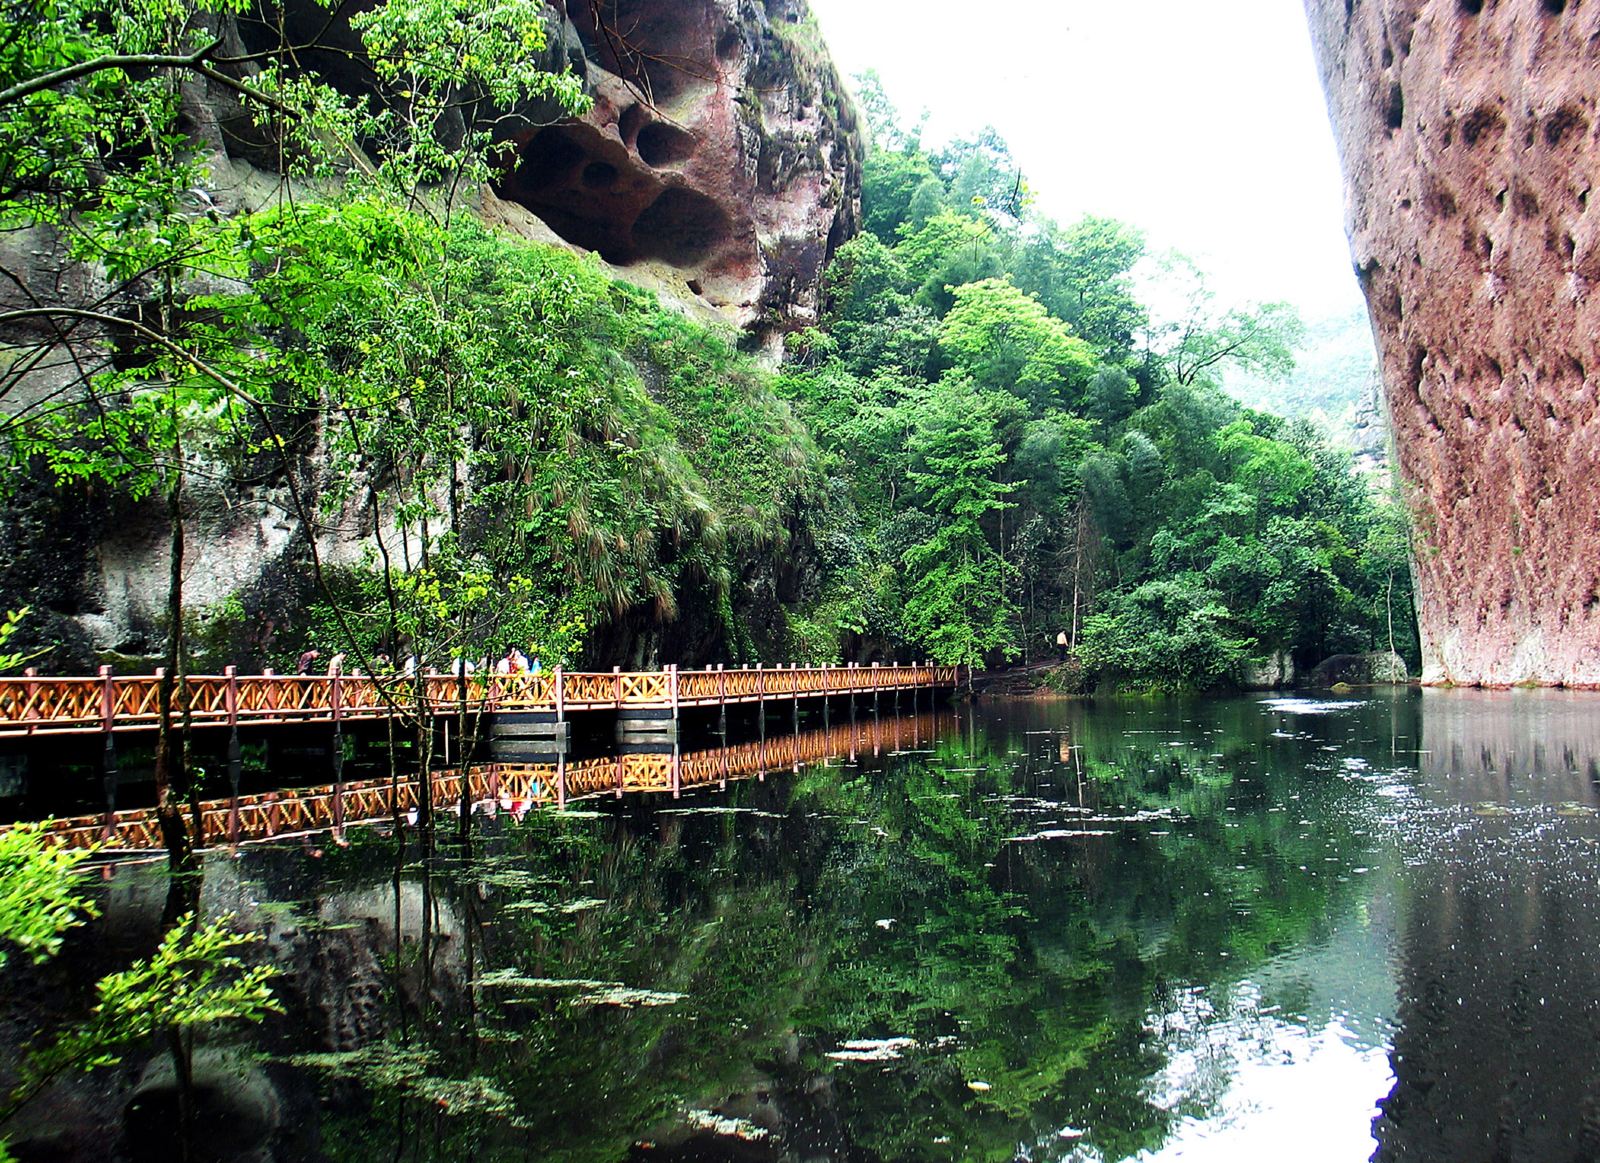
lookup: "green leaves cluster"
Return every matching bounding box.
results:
[0,823,97,967]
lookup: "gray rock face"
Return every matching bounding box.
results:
[1304,0,1600,687]
[1306,650,1409,688]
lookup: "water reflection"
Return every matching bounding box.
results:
[1377,690,1600,1163]
[2,692,1598,1161]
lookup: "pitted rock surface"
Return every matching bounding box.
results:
[1305,0,1600,686]
[495,0,860,355]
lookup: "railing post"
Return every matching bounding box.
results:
[554,665,565,727]
[669,663,680,719]
[756,663,766,741]
[612,665,622,708]
[22,667,37,735]
[98,666,118,841]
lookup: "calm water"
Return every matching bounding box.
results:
[4,691,1600,1162]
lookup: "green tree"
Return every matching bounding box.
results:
[900,378,1018,670]
[938,278,1096,410]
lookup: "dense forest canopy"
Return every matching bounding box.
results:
[0,2,1415,693]
[778,74,1417,687]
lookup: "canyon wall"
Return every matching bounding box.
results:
[1304,0,1600,686]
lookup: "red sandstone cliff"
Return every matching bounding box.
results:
[1304,0,1600,686]
[491,0,860,356]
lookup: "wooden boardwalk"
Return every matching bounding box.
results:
[0,663,958,739]
[26,711,955,853]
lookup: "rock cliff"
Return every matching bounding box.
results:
[1304,0,1600,686]
[493,0,860,355]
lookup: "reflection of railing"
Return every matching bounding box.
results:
[27,712,956,852]
[0,664,958,737]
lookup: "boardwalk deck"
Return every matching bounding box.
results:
[26,712,955,853]
[0,663,958,739]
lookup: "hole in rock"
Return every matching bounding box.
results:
[1545,107,1588,148]
[1544,0,1567,13]
[686,278,703,295]
[513,128,586,193]
[1460,107,1505,148]
[1385,82,1405,131]
[1382,45,1395,67]
[563,0,692,105]
[497,128,637,260]
[619,104,648,148]
[582,161,619,189]
[637,120,695,168]
[631,187,731,267]
[717,29,742,61]
[1460,0,1484,13]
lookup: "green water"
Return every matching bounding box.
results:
[5,690,1600,1162]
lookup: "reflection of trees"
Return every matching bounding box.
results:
[1,699,1403,1161]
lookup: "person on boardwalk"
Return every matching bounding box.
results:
[326,652,346,677]
[297,649,320,675]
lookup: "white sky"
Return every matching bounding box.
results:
[806,0,1363,321]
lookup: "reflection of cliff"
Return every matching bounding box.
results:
[1416,689,1600,806]
[1374,822,1600,1161]
[1378,691,1600,1161]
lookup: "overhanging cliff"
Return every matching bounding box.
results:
[1304,0,1600,686]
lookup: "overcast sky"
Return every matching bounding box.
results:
[806,0,1362,322]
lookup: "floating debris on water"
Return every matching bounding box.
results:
[683,1110,769,1141]
[1006,828,1117,842]
[827,1037,919,1062]
[1261,698,1367,715]
[476,970,684,1008]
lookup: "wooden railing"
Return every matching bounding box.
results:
[0,664,959,737]
[23,712,956,852]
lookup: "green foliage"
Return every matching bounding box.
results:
[18,913,281,1092]
[900,379,1018,667]
[1078,578,1256,691]
[0,609,34,675]
[792,79,1415,683]
[0,824,97,968]
[938,278,1096,409]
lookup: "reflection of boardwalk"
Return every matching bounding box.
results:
[0,664,955,738]
[28,713,956,852]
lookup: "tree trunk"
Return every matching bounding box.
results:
[153,443,193,871]
[1386,568,1397,658]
